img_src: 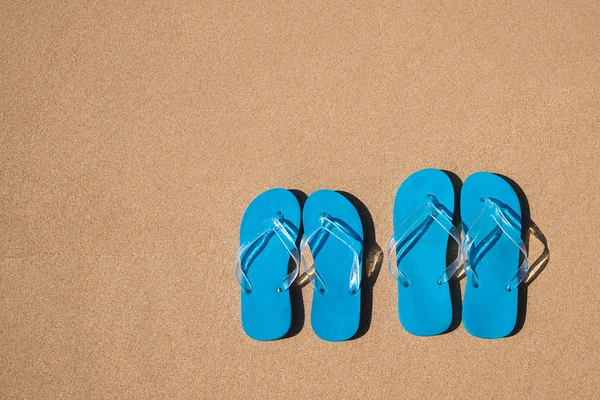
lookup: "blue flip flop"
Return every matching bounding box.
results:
[387,169,462,336]
[300,190,364,342]
[461,172,530,339]
[234,188,301,341]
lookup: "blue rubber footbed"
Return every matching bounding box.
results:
[239,188,301,341]
[461,172,521,339]
[394,169,455,336]
[303,190,363,342]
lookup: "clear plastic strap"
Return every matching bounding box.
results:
[234,213,300,294]
[387,195,463,287]
[462,198,529,292]
[300,213,363,295]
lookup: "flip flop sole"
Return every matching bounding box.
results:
[240,188,301,341]
[394,169,455,336]
[304,190,363,342]
[461,172,522,339]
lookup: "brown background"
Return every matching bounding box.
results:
[2,1,599,398]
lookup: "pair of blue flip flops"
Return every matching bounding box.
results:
[389,169,529,339]
[234,189,364,342]
[235,170,529,341]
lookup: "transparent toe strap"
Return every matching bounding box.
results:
[463,198,529,292]
[234,213,300,294]
[387,195,463,287]
[300,213,363,295]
